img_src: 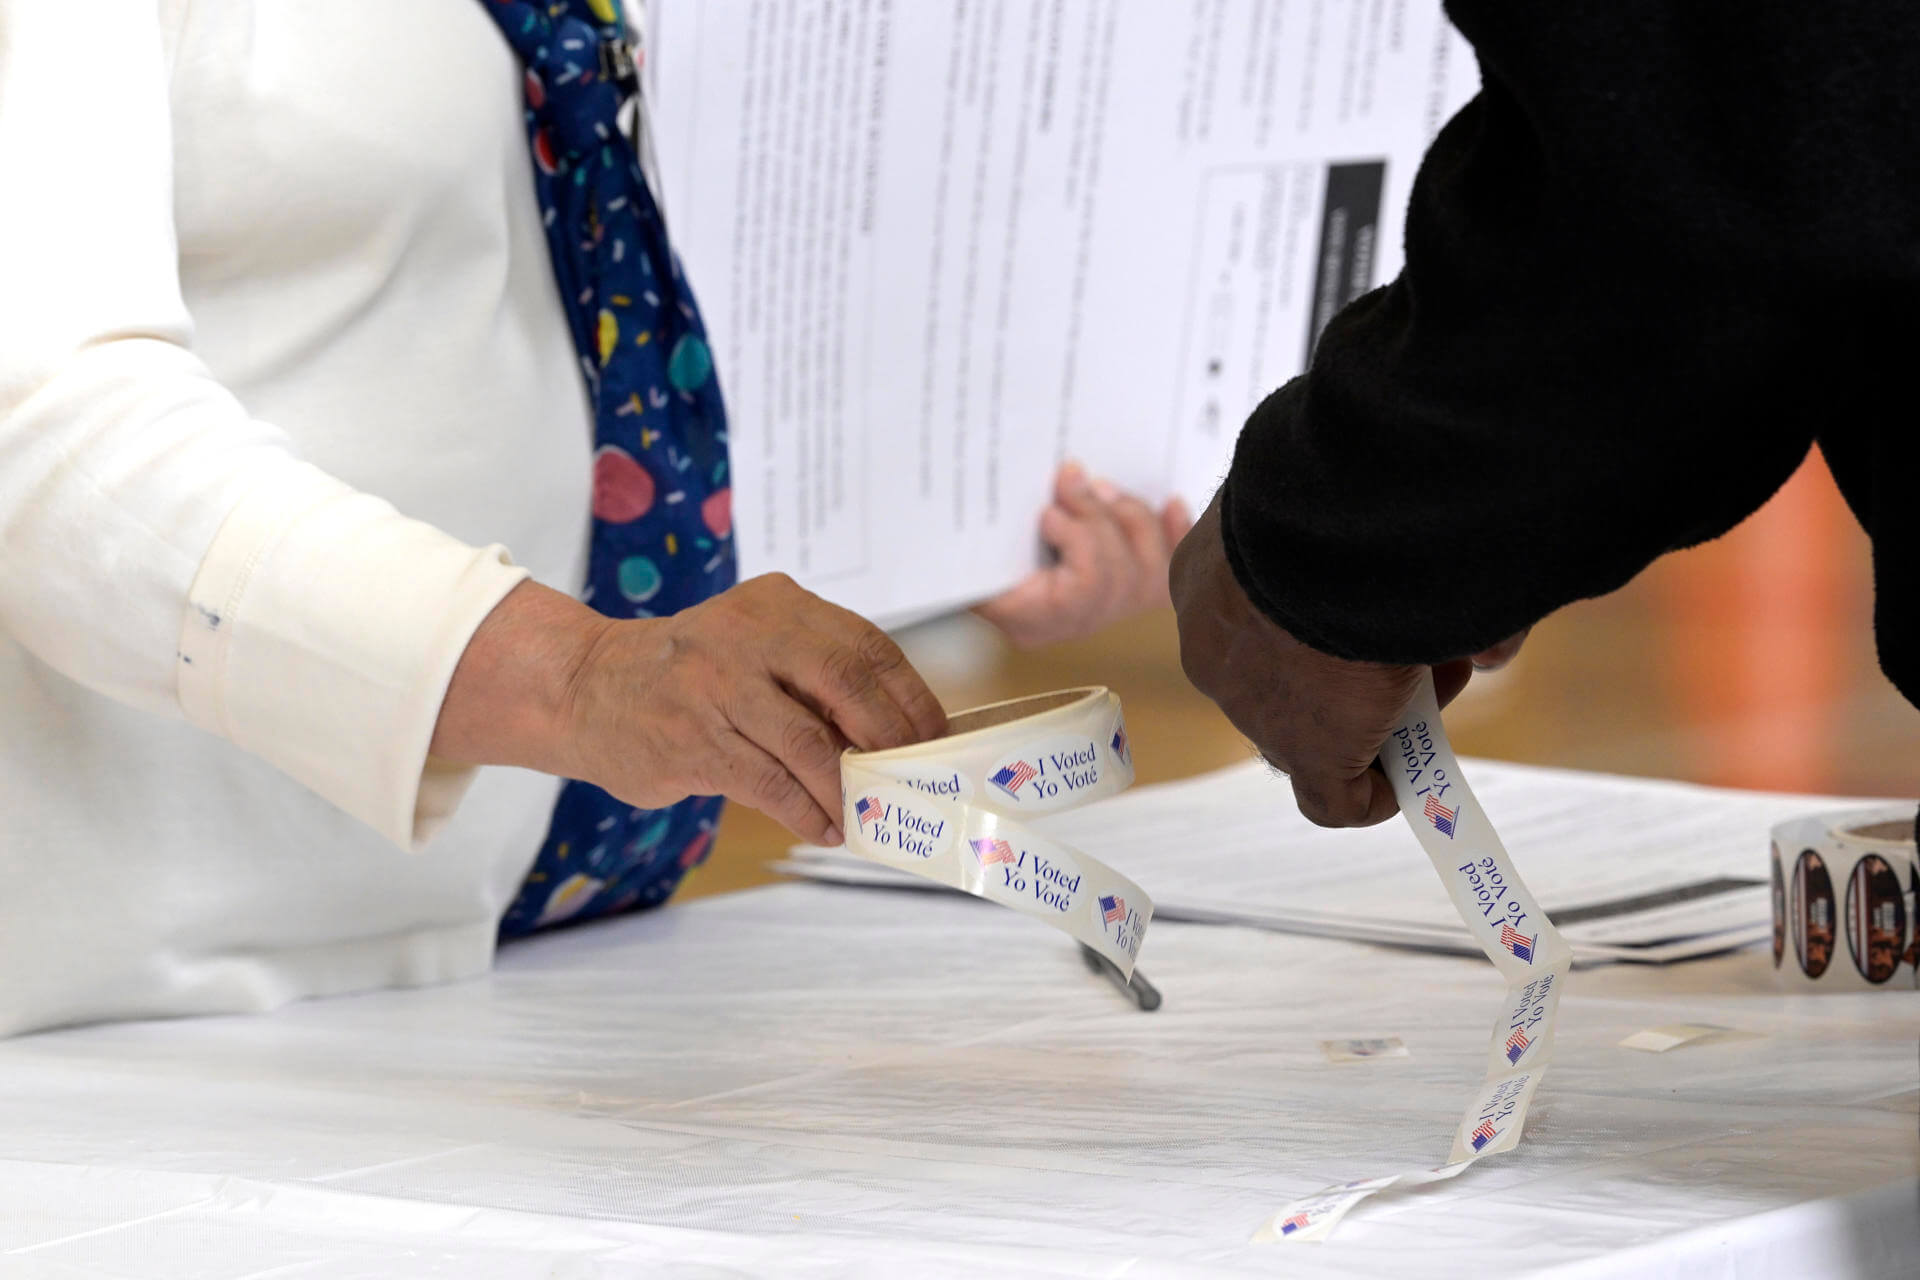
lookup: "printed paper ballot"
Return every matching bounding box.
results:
[651,0,1477,621]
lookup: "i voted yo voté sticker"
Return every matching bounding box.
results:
[1393,721,1545,970]
[866,760,975,804]
[962,824,1147,965]
[1452,1070,1541,1162]
[1093,882,1147,964]
[982,733,1109,812]
[965,826,1087,920]
[1491,969,1559,1072]
[1391,719,1465,841]
[847,783,958,867]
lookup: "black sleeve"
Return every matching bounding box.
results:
[1219,1,1909,666]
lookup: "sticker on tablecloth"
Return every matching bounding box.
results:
[1320,1037,1410,1063]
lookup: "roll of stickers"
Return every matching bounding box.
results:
[1771,809,1919,990]
[839,688,1152,975]
[1260,671,1573,1243]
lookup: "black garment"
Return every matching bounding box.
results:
[1220,1,1920,706]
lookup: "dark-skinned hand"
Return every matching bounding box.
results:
[1170,491,1523,827]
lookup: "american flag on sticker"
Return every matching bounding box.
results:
[854,796,884,828]
[1279,1213,1311,1235]
[1470,1120,1499,1152]
[970,837,1017,867]
[988,760,1038,798]
[1500,923,1536,963]
[1423,793,1458,837]
[1100,894,1127,924]
[1110,725,1129,762]
[1505,1027,1531,1064]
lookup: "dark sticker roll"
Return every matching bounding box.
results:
[1846,854,1908,985]
[1770,844,1786,969]
[1792,849,1835,979]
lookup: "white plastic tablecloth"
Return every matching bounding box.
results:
[0,881,1914,1278]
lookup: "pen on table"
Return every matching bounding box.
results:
[1079,943,1162,1011]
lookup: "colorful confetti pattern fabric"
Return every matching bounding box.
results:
[480,0,734,936]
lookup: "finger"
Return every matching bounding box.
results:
[1360,763,1404,825]
[1103,492,1174,609]
[774,627,917,751]
[1038,501,1100,570]
[731,682,851,831]
[1433,658,1474,710]
[1053,460,1101,518]
[975,505,1098,649]
[714,727,839,846]
[1045,502,1133,612]
[1062,501,1145,634]
[973,570,1063,650]
[1471,628,1531,671]
[1069,489,1139,584]
[1106,490,1169,566]
[785,602,948,746]
[758,576,947,743]
[849,618,948,742]
[1161,496,1194,546]
[1042,500,1133,610]
[1087,479,1178,599]
[1290,769,1387,828]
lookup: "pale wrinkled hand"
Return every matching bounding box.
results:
[563,574,948,846]
[974,462,1194,649]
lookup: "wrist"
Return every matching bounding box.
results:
[430,580,615,779]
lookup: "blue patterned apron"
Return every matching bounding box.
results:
[479,1,735,936]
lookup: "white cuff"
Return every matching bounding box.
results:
[177,462,531,849]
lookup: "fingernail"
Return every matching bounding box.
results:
[1060,460,1089,493]
[1091,477,1120,504]
[825,824,844,846]
[1168,497,1193,526]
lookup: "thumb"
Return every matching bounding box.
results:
[1291,766,1402,828]
[1433,658,1475,710]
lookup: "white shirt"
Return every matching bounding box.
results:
[0,0,597,1036]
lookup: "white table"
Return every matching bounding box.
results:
[0,882,1913,1278]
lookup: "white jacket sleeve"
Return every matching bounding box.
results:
[0,2,531,848]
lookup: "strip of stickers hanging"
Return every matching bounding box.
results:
[1258,672,1573,1242]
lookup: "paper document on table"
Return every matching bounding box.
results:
[651,0,1477,622]
[779,759,1877,963]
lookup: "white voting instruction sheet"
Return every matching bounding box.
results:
[651,0,1479,621]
